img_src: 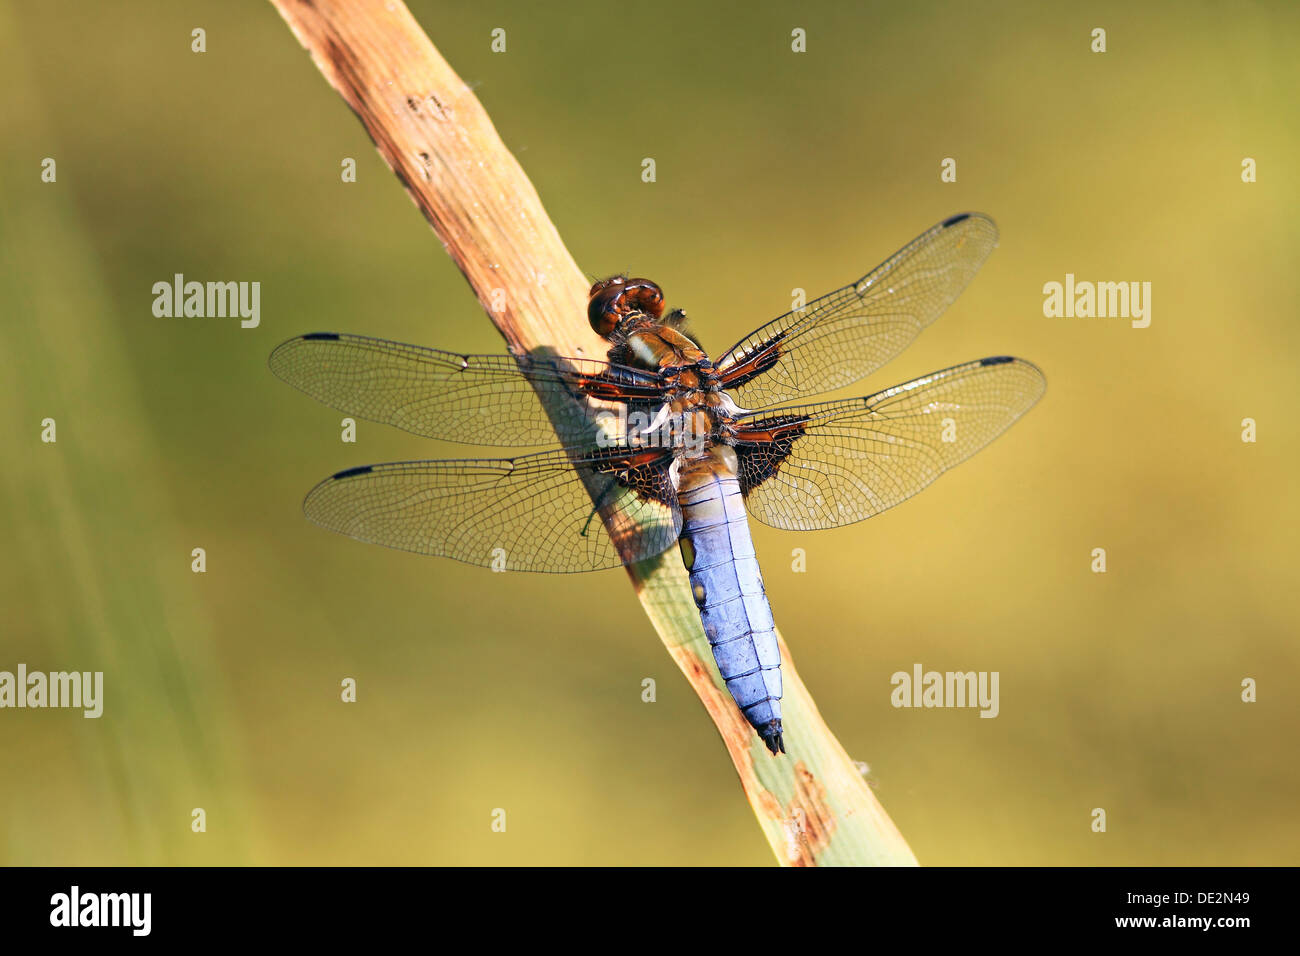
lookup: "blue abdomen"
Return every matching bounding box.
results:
[677,452,784,753]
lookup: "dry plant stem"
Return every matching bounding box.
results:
[269,0,918,866]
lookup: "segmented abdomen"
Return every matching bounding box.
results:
[677,451,784,753]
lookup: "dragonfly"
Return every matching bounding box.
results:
[270,212,1045,755]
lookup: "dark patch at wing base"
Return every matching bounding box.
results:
[717,329,790,390]
[732,415,813,496]
[587,447,680,510]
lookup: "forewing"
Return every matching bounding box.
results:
[302,448,682,573]
[732,356,1045,530]
[269,332,664,448]
[715,213,999,409]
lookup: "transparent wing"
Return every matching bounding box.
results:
[302,447,682,573]
[732,356,1045,531]
[269,332,664,448]
[715,213,999,409]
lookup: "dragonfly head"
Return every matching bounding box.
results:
[587,275,664,337]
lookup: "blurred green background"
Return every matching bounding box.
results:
[1,0,1297,865]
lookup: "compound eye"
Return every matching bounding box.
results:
[587,289,621,337]
[588,275,625,298]
[645,286,664,319]
[625,279,664,319]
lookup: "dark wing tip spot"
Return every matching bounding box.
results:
[332,465,374,480]
[980,355,1015,366]
[301,332,341,341]
[941,212,972,228]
